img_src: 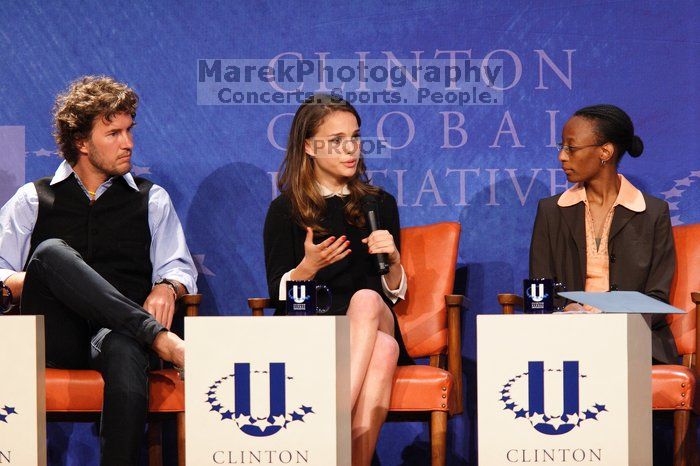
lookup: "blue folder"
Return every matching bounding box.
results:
[558,291,686,314]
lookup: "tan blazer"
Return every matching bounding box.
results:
[529,191,678,364]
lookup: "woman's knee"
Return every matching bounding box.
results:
[347,289,385,322]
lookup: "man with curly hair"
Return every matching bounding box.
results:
[0,75,197,465]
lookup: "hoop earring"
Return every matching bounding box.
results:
[600,159,607,166]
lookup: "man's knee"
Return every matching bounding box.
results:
[30,238,78,267]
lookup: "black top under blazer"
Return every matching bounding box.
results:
[529,191,678,364]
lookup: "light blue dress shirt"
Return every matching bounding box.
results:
[0,161,198,295]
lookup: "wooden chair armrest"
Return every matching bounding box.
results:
[497,293,523,315]
[446,294,465,414]
[247,298,273,317]
[177,294,202,317]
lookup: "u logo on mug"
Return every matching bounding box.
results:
[290,285,309,304]
[528,283,546,303]
[523,278,566,313]
[285,280,332,316]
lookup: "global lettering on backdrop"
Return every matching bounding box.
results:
[198,49,578,205]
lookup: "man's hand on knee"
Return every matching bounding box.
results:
[143,284,176,329]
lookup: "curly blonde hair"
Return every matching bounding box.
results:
[53,76,138,164]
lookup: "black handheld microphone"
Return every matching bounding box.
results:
[361,195,390,275]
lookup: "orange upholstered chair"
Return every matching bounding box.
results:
[45,294,201,466]
[497,223,700,466]
[653,223,700,466]
[248,221,466,466]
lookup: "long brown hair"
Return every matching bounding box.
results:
[277,93,379,233]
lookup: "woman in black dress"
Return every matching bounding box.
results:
[264,94,409,465]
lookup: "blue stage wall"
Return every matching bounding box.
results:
[0,1,698,464]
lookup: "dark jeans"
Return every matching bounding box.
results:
[21,238,165,466]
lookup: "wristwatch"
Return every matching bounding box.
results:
[1,282,14,314]
[154,278,179,298]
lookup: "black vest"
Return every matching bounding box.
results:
[28,174,154,305]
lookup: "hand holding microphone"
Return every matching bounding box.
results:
[362,230,400,262]
[361,195,399,275]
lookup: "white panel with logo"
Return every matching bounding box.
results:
[0,316,46,466]
[477,314,651,466]
[186,316,351,465]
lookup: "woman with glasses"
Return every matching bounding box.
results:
[530,104,677,364]
[263,93,411,465]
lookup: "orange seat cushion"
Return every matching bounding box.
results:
[651,365,696,412]
[389,365,454,412]
[46,368,184,413]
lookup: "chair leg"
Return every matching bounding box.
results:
[688,414,698,465]
[430,411,447,466]
[147,420,163,466]
[673,410,690,466]
[177,411,186,466]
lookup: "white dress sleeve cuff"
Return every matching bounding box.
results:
[278,270,294,301]
[381,265,407,304]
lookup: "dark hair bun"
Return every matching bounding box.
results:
[628,135,644,158]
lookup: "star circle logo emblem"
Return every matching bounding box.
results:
[205,363,314,438]
[500,361,607,436]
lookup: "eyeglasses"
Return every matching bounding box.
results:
[556,143,605,154]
